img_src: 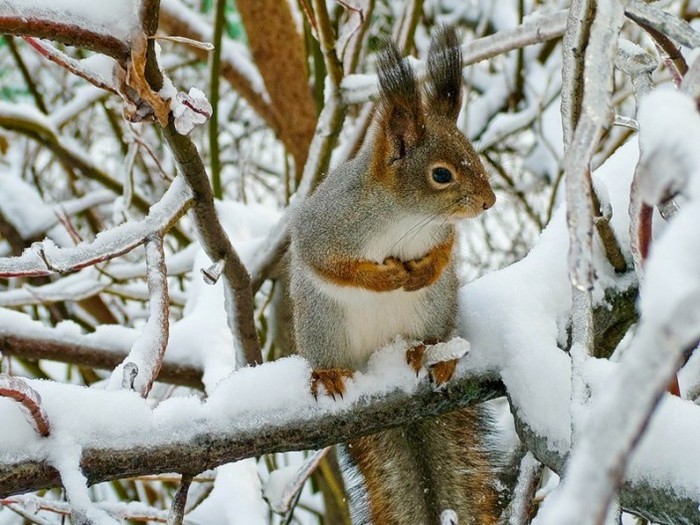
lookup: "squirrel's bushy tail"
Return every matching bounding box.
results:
[341,407,502,525]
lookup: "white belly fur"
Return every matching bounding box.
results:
[321,280,431,365]
[311,216,446,366]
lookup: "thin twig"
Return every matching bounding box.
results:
[5,36,48,113]
[111,235,170,397]
[166,474,193,525]
[23,37,120,95]
[506,452,543,525]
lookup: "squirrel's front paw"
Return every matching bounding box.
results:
[377,256,409,291]
[402,256,437,291]
[311,368,354,400]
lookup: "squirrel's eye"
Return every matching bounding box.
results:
[431,167,454,185]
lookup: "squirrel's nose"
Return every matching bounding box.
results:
[482,191,496,211]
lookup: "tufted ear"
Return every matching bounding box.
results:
[377,41,424,162]
[424,26,463,123]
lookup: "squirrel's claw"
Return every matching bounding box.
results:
[406,343,426,376]
[311,368,354,400]
[406,340,457,386]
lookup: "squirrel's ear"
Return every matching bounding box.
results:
[425,26,462,122]
[377,42,423,162]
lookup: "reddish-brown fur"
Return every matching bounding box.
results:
[312,232,455,293]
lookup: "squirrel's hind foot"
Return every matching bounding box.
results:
[406,340,458,387]
[429,359,458,387]
[311,368,354,400]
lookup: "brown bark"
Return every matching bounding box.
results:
[0,333,204,390]
[0,17,130,59]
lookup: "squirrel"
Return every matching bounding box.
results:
[289,26,499,525]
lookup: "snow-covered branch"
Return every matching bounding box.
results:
[0,374,50,438]
[340,9,568,105]
[0,176,191,278]
[0,346,502,498]
[0,308,203,389]
[109,235,170,397]
[535,87,700,525]
[0,0,137,59]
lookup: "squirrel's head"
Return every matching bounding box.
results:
[371,26,496,220]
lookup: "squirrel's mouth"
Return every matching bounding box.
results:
[448,206,484,220]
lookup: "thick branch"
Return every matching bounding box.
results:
[0,369,503,497]
[238,0,317,172]
[161,121,261,366]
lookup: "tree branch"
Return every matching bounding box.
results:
[0,329,204,390]
[0,15,130,60]
[0,374,50,438]
[0,368,503,497]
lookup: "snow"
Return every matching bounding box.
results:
[637,89,700,325]
[188,461,267,525]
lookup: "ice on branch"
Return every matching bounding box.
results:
[171,88,213,135]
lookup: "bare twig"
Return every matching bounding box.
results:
[311,0,344,90]
[208,0,226,199]
[5,36,48,113]
[267,448,331,514]
[0,374,50,437]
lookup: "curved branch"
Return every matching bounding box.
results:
[0,375,50,438]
